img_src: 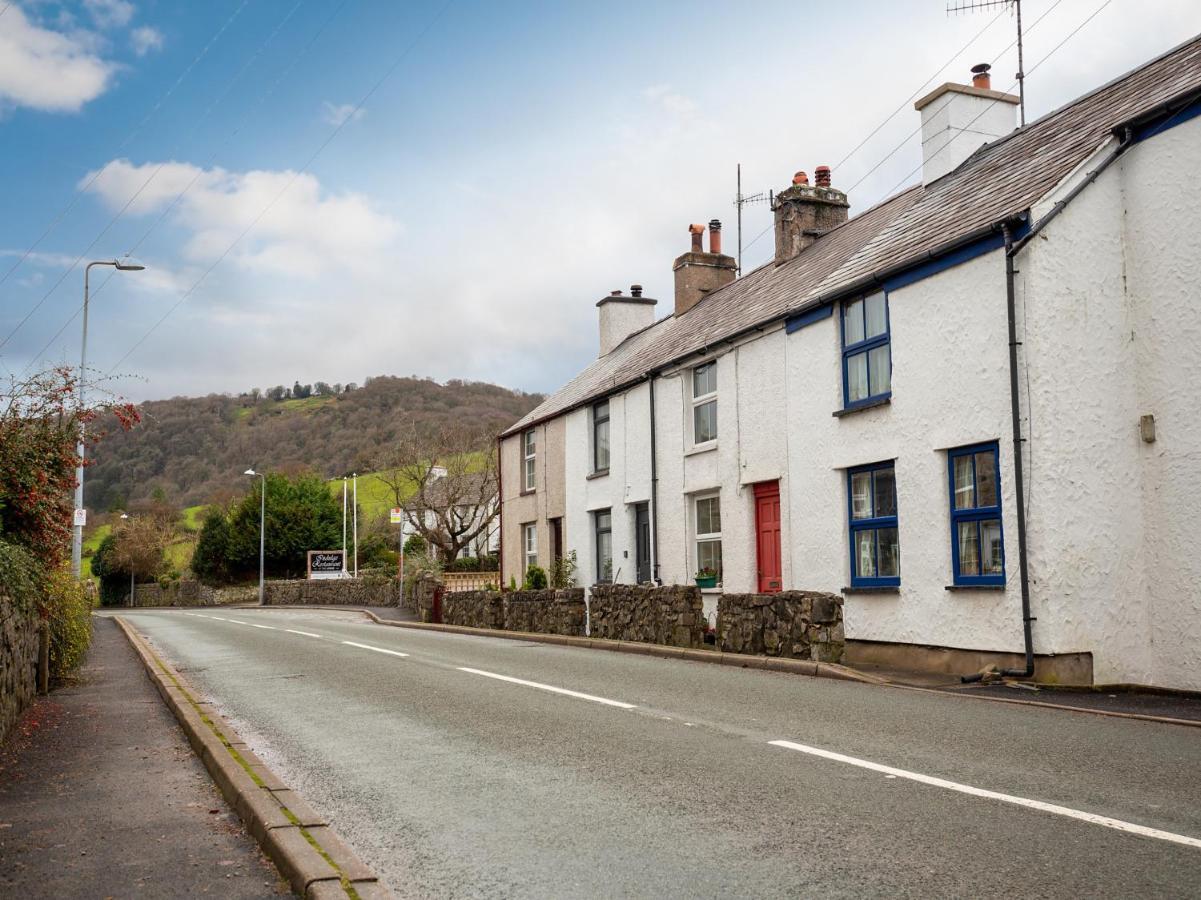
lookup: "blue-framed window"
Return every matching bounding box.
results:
[948,443,1005,585]
[847,461,900,587]
[841,292,891,409]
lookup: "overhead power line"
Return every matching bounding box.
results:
[105,1,457,377]
[0,0,252,352]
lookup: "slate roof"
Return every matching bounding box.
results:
[504,34,1201,438]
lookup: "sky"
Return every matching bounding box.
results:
[2,0,1200,402]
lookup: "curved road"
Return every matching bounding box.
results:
[115,608,1201,898]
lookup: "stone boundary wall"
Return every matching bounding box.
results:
[1,589,39,743]
[127,578,399,608]
[438,588,586,636]
[717,591,844,662]
[589,584,704,648]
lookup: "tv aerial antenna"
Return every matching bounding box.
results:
[947,0,1026,125]
[734,163,773,276]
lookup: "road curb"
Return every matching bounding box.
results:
[112,615,393,899]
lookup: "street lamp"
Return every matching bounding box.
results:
[119,512,134,607]
[244,468,266,606]
[72,259,146,578]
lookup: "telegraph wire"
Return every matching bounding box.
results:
[105,0,457,376]
[0,0,252,349]
[19,0,346,378]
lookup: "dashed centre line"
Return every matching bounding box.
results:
[341,640,409,658]
[286,629,323,638]
[768,739,1201,850]
[456,667,636,709]
[243,622,275,630]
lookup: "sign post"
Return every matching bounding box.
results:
[307,550,345,580]
[390,507,404,606]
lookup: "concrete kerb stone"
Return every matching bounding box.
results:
[112,616,391,899]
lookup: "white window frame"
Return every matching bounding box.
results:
[522,522,537,572]
[691,362,718,448]
[522,428,536,492]
[693,492,722,583]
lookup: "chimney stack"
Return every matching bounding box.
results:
[914,63,1018,184]
[596,285,657,357]
[673,221,736,317]
[772,165,849,265]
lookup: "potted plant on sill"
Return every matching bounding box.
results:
[694,567,718,589]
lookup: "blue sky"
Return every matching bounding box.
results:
[3,0,1200,401]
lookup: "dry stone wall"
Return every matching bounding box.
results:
[127,578,399,608]
[1,588,39,743]
[717,591,845,662]
[503,589,585,636]
[589,584,704,648]
[441,590,503,629]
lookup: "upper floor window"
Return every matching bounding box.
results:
[692,361,717,445]
[848,460,899,587]
[948,443,1005,585]
[594,509,613,583]
[522,429,536,491]
[841,292,891,408]
[522,522,537,572]
[694,493,722,582]
[592,400,610,473]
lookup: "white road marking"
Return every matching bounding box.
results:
[226,619,248,625]
[245,623,275,630]
[341,640,409,658]
[207,616,228,621]
[286,629,322,638]
[768,739,1201,851]
[456,667,636,709]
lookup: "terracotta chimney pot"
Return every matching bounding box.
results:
[708,219,722,255]
[814,165,832,188]
[971,62,991,90]
[689,223,705,252]
[793,171,809,186]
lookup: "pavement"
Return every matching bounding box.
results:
[112,606,1201,899]
[0,616,289,898]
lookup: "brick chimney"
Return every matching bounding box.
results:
[914,63,1018,184]
[772,166,849,265]
[672,220,736,316]
[597,284,657,356]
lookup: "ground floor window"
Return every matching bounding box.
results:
[949,442,1005,585]
[522,522,537,573]
[848,461,899,587]
[594,509,613,583]
[694,493,722,583]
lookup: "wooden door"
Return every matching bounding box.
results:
[754,481,782,593]
[634,503,651,583]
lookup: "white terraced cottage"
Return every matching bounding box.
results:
[499,38,1201,691]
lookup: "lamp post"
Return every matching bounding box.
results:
[72,259,145,578]
[119,512,133,607]
[244,468,266,605]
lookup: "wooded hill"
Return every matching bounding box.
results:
[85,376,542,511]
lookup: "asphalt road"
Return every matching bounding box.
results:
[114,608,1201,899]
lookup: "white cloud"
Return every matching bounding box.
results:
[321,102,366,127]
[130,25,163,57]
[0,6,116,112]
[83,0,135,29]
[80,159,401,280]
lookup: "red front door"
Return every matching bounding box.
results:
[754,481,783,593]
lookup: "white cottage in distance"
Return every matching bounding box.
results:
[499,38,1201,691]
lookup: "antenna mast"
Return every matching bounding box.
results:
[947,0,1026,125]
[733,163,771,276]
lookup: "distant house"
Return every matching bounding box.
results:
[405,468,499,561]
[499,38,1201,691]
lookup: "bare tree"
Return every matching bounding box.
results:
[110,516,175,585]
[373,424,498,563]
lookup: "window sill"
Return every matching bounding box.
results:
[685,441,718,457]
[842,585,900,594]
[519,488,536,497]
[945,583,1005,592]
[832,395,891,418]
[586,469,610,481]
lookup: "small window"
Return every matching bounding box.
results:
[594,509,613,583]
[692,361,717,445]
[592,400,610,473]
[522,429,536,491]
[847,461,899,587]
[842,292,891,408]
[522,522,537,573]
[694,494,722,582]
[948,443,1005,585]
